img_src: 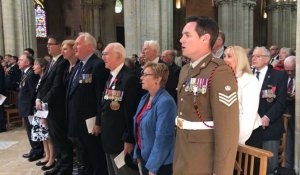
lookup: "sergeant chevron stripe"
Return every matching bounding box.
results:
[218,92,237,107]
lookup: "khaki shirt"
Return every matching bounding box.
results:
[173,54,239,175]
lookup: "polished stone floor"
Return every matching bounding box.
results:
[0,127,44,175]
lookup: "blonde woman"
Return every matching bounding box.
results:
[224,46,261,145]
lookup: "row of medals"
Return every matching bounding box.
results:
[104,86,123,110]
[185,78,208,95]
[262,89,276,103]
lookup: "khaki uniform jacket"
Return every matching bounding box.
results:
[173,54,239,175]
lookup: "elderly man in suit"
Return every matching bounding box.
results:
[36,35,72,175]
[101,42,140,175]
[252,46,287,174]
[161,50,180,103]
[173,16,239,175]
[5,55,21,91]
[284,56,296,170]
[0,62,5,132]
[212,30,226,59]
[66,32,109,175]
[268,45,280,66]
[18,55,43,161]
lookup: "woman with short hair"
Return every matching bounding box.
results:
[133,62,176,175]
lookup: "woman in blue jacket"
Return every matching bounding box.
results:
[133,62,176,175]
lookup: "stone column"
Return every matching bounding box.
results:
[80,0,103,40]
[124,0,173,56]
[295,1,300,173]
[1,0,17,55]
[215,0,256,48]
[20,0,36,55]
[99,0,115,45]
[266,1,296,48]
[0,1,4,55]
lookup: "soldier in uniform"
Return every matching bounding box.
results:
[173,16,239,175]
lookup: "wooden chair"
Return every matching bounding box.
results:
[4,90,23,129]
[278,113,291,167]
[236,144,273,175]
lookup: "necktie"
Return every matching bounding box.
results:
[48,60,55,71]
[21,71,25,79]
[287,78,294,93]
[71,62,83,91]
[256,71,260,80]
[107,73,113,87]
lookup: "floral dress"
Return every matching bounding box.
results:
[31,78,49,141]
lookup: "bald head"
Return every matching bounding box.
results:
[284,56,296,78]
[102,42,126,71]
[162,50,176,64]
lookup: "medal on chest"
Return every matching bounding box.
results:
[262,86,276,103]
[184,77,208,95]
[104,87,124,110]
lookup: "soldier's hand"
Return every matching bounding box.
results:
[149,172,156,175]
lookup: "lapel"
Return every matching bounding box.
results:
[102,65,126,109]
[109,65,125,89]
[139,88,164,122]
[42,56,63,81]
[261,65,273,91]
[68,54,96,96]
[189,54,212,78]
[20,67,33,88]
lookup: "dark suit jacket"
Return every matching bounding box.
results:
[5,64,21,90]
[66,54,109,137]
[165,62,180,103]
[18,68,39,117]
[0,66,5,94]
[37,55,69,121]
[100,65,139,154]
[258,66,287,140]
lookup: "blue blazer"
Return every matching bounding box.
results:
[133,88,176,173]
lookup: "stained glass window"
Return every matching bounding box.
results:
[35,0,47,38]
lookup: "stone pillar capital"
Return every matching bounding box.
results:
[242,1,256,10]
[81,0,103,7]
[267,1,297,11]
[214,0,230,7]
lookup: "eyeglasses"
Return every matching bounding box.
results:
[251,55,268,59]
[47,43,58,46]
[141,73,154,77]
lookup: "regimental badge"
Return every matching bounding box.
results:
[79,73,92,84]
[184,77,208,95]
[225,85,231,91]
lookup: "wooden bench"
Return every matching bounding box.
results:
[236,144,273,175]
[4,90,23,129]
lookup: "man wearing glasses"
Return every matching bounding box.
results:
[252,46,287,174]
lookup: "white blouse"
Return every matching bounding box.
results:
[237,73,261,144]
